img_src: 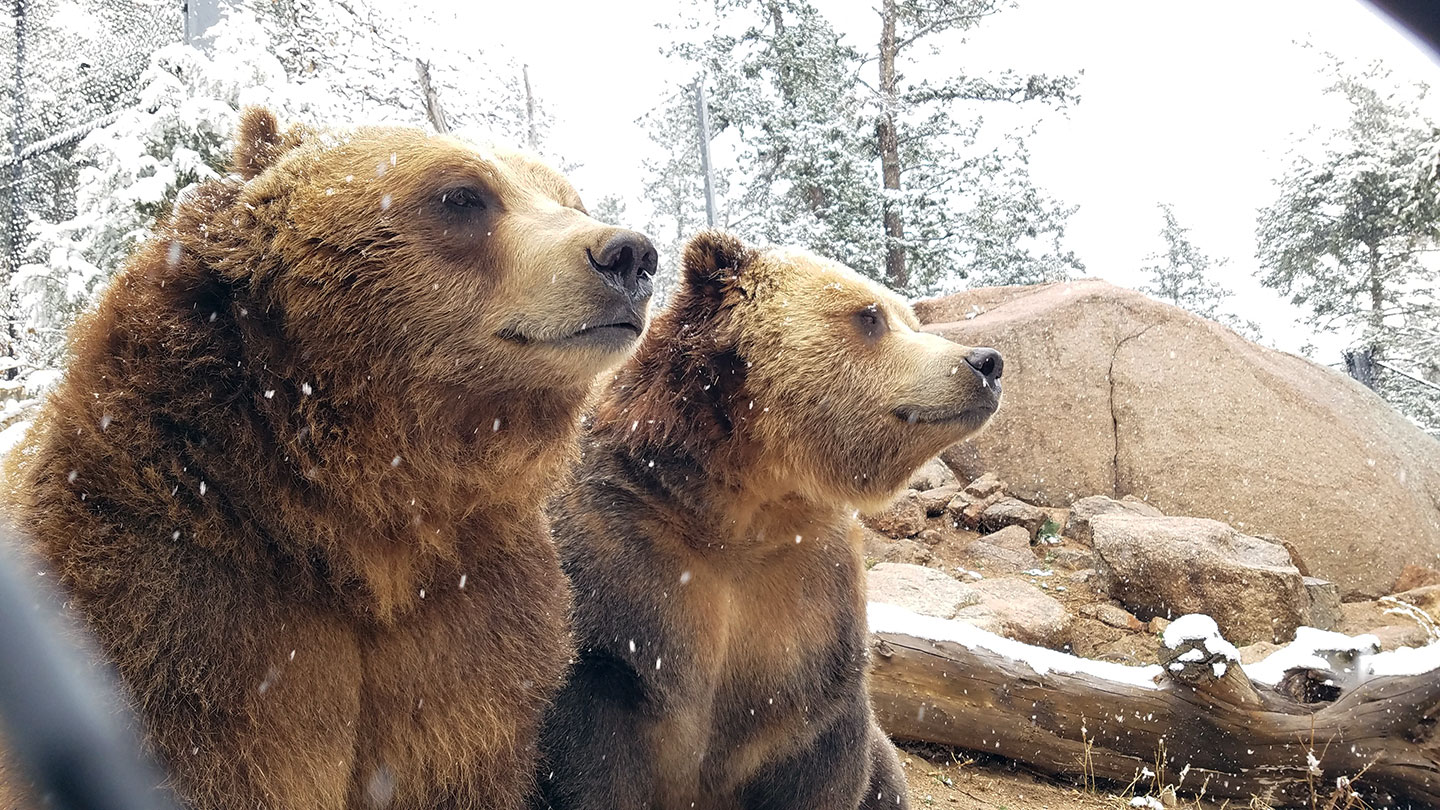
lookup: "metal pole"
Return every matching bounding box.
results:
[695,75,716,227]
[6,0,27,377]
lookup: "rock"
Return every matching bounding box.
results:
[1267,535,1311,577]
[1392,584,1440,622]
[1046,546,1096,570]
[1237,641,1283,665]
[1148,616,1170,635]
[918,280,1440,597]
[1090,514,1308,644]
[859,525,893,560]
[1336,601,1432,650]
[878,538,933,566]
[954,579,1071,647]
[978,525,1033,554]
[963,472,1005,499]
[1062,495,1162,546]
[1370,624,1433,651]
[867,563,977,619]
[1392,565,1440,594]
[956,542,1033,575]
[917,485,962,517]
[908,457,959,492]
[1069,568,1098,585]
[863,491,927,539]
[915,529,946,547]
[978,498,1048,538]
[1304,577,1341,631]
[1079,603,1145,632]
[952,493,1001,530]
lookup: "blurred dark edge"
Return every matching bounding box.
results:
[0,531,179,810]
[1367,0,1440,58]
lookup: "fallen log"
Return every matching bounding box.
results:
[867,604,1440,808]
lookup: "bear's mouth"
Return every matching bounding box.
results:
[567,321,644,346]
[497,318,644,350]
[892,399,999,428]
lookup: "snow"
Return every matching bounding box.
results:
[868,602,1163,688]
[1162,614,1240,662]
[0,421,31,457]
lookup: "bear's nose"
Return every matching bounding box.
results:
[965,347,1003,388]
[587,230,658,300]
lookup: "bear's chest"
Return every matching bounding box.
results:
[651,539,868,800]
[347,539,571,808]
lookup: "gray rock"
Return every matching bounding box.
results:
[1090,514,1308,644]
[1047,546,1096,570]
[963,472,1005,499]
[917,485,963,517]
[955,542,1033,575]
[862,491,927,539]
[978,525,1033,553]
[1063,495,1163,546]
[878,538,933,566]
[867,563,978,619]
[1303,577,1341,631]
[978,497,1048,539]
[909,457,959,492]
[955,579,1072,647]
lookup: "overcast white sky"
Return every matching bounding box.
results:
[458,0,1440,359]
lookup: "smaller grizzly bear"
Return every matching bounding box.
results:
[2,109,655,810]
[533,231,1003,810]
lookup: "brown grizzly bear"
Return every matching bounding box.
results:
[533,231,1003,810]
[1,108,656,810]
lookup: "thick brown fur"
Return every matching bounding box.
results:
[1,108,653,810]
[533,231,1003,810]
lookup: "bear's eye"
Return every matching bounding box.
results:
[852,305,888,342]
[441,186,487,212]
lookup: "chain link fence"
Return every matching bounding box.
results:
[0,0,183,368]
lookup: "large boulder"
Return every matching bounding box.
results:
[918,280,1440,597]
[1089,514,1309,644]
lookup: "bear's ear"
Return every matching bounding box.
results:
[681,230,755,292]
[232,107,305,181]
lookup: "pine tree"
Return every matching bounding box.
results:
[1140,203,1260,339]
[643,0,1081,296]
[871,0,1082,292]
[1255,57,1440,432]
[10,0,544,378]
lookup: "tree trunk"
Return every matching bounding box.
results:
[869,630,1440,808]
[523,64,537,151]
[877,0,906,291]
[414,59,449,134]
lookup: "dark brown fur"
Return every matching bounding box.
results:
[1,109,652,810]
[534,232,1002,810]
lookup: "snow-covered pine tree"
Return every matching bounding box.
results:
[1140,203,1260,340]
[643,0,1081,296]
[11,0,547,378]
[870,0,1082,293]
[1255,57,1440,433]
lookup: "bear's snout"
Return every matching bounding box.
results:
[964,347,1003,391]
[587,230,658,301]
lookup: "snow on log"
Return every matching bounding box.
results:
[867,602,1440,807]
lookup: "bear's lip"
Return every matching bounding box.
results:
[497,320,644,349]
[566,321,645,346]
[892,398,999,427]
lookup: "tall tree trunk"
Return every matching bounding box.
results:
[523,64,537,151]
[878,0,906,291]
[1368,243,1385,356]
